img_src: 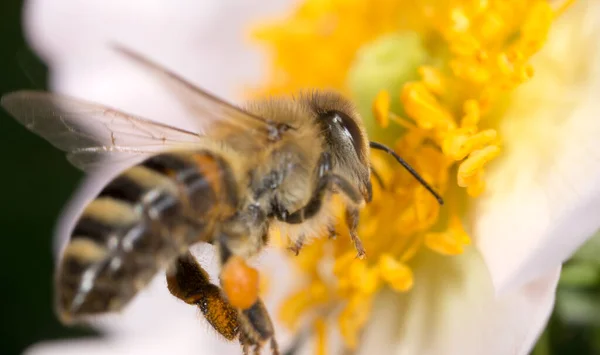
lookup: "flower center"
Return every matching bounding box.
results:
[253,0,571,352]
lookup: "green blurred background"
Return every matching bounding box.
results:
[1,0,600,354]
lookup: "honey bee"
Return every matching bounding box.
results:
[1,46,442,355]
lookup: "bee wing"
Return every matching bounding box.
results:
[1,91,206,172]
[113,45,286,152]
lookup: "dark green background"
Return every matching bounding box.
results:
[0,1,91,354]
[0,1,598,354]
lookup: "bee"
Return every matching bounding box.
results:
[1,46,442,355]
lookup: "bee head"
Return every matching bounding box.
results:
[245,90,443,206]
[301,91,373,202]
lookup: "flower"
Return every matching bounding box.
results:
[20,1,600,355]
[253,0,600,353]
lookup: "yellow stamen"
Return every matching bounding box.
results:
[372,90,390,128]
[461,99,481,128]
[315,318,327,355]
[457,145,501,188]
[279,281,328,330]
[348,260,380,295]
[389,112,419,131]
[401,82,456,131]
[253,0,565,351]
[399,234,424,262]
[418,66,446,96]
[338,294,373,350]
[553,0,576,17]
[425,215,472,255]
[378,254,414,292]
[443,129,498,161]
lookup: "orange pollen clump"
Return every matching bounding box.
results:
[221,256,259,310]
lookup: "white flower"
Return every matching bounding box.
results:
[474,0,600,294]
[20,1,600,355]
[357,2,600,354]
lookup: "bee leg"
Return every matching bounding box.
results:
[239,332,251,355]
[327,224,337,240]
[279,152,364,257]
[282,172,364,257]
[370,164,385,189]
[166,251,240,341]
[288,234,306,256]
[275,152,359,222]
[239,300,280,355]
[345,207,366,259]
[218,237,280,355]
[280,176,362,225]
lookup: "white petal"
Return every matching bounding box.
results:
[359,249,560,355]
[24,249,298,354]
[24,0,290,129]
[24,329,236,355]
[472,0,600,294]
[25,261,242,353]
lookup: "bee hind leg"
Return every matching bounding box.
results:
[239,300,280,355]
[166,251,240,341]
[217,236,280,355]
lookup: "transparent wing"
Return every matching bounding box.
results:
[1,91,206,172]
[112,45,291,152]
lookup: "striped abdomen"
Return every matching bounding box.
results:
[56,150,239,323]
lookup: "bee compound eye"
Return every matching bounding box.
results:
[320,111,364,159]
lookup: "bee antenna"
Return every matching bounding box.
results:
[369,141,444,205]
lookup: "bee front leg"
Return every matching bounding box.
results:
[327,224,337,240]
[278,152,365,257]
[239,300,280,355]
[288,234,306,256]
[345,207,366,259]
[278,153,362,225]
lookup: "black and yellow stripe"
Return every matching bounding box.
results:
[56,150,239,323]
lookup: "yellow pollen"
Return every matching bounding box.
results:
[253,0,565,351]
